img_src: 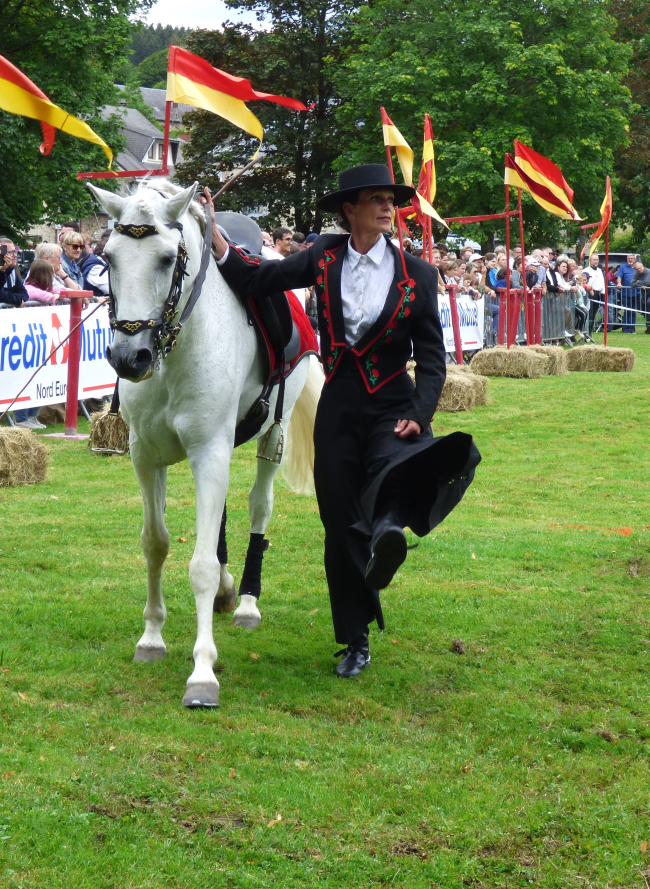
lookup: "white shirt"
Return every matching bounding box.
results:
[341,235,394,346]
[583,265,605,294]
[217,234,394,341]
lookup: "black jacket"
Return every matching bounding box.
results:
[0,268,27,306]
[219,233,446,429]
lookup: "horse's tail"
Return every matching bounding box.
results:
[282,354,324,495]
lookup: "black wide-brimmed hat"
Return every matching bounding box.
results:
[317,164,416,213]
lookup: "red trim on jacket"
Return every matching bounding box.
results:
[352,354,408,393]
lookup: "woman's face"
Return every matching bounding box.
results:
[63,242,83,262]
[45,253,62,274]
[497,254,508,268]
[557,261,568,276]
[458,263,467,275]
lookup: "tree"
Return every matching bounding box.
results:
[611,0,650,246]
[129,23,191,66]
[133,48,169,88]
[0,0,151,240]
[174,0,357,234]
[334,0,633,248]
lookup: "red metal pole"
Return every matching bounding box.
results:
[517,189,528,349]
[162,101,172,176]
[61,291,92,436]
[534,287,542,344]
[384,145,404,251]
[447,284,464,365]
[603,225,609,346]
[504,183,510,348]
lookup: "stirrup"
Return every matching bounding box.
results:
[257,420,284,464]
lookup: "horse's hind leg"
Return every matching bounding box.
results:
[233,452,280,630]
[214,504,236,614]
[132,458,169,662]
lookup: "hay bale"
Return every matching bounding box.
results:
[89,404,130,455]
[0,427,49,487]
[525,344,568,375]
[565,345,635,373]
[445,364,489,406]
[470,346,551,378]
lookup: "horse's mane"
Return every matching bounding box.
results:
[130,178,206,234]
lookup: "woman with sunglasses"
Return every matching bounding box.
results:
[60,231,85,288]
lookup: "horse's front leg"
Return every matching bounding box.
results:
[232,447,281,630]
[131,452,169,662]
[183,442,231,708]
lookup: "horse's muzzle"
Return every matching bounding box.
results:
[106,330,155,382]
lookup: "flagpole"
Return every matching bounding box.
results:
[503,183,510,347]
[384,144,405,251]
[428,216,433,264]
[514,188,528,348]
[604,220,610,347]
[162,101,172,176]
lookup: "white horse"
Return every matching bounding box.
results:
[88,179,322,708]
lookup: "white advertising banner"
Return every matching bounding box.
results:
[0,305,116,410]
[438,292,484,353]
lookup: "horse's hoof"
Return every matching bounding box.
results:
[134,645,166,663]
[182,682,220,708]
[214,582,237,614]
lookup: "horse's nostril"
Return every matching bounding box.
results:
[135,349,153,367]
[105,344,112,360]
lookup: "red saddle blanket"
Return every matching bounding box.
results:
[246,289,319,380]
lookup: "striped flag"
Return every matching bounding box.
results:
[413,114,447,229]
[504,152,579,220]
[166,46,307,147]
[0,54,112,165]
[581,176,613,261]
[380,107,414,187]
[383,109,448,229]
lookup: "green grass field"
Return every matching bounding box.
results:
[1,332,649,888]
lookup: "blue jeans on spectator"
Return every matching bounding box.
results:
[620,286,639,333]
[14,407,40,423]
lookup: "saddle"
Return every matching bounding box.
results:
[213,213,317,447]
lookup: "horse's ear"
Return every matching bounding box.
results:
[165,183,198,223]
[86,183,125,219]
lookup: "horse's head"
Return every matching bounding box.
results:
[87,180,201,382]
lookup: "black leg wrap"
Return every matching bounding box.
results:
[239,532,266,599]
[217,504,228,565]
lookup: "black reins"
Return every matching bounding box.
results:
[108,204,212,359]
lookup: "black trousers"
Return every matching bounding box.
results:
[313,355,436,644]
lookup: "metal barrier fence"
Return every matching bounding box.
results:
[592,286,650,333]
[482,290,579,347]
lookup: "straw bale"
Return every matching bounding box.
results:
[470,346,551,378]
[0,427,49,487]
[565,345,634,373]
[525,344,568,375]
[89,405,130,455]
[445,364,489,406]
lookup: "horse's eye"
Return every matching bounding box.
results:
[162,254,176,266]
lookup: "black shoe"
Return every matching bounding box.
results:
[365,523,407,590]
[335,634,370,678]
[645,329,650,334]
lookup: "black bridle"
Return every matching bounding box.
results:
[108,204,212,360]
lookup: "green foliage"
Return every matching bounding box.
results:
[335,0,633,248]
[1,331,650,886]
[128,22,192,66]
[132,47,169,88]
[0,0,153,241]
[611,0,650,242]
[175,0,357,233]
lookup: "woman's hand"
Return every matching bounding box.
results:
[394,419,421,438]
[199,187,229,260]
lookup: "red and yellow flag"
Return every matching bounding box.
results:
[504,151,579,220]
[0,54,112,165]
[380,107,414,188]
[581,176,613,261]
[505,141,580,220]
[166,46,307,147]
[383,109,448,229]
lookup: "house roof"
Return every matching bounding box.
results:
[139,88,194,123]
[102,105,180,171]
